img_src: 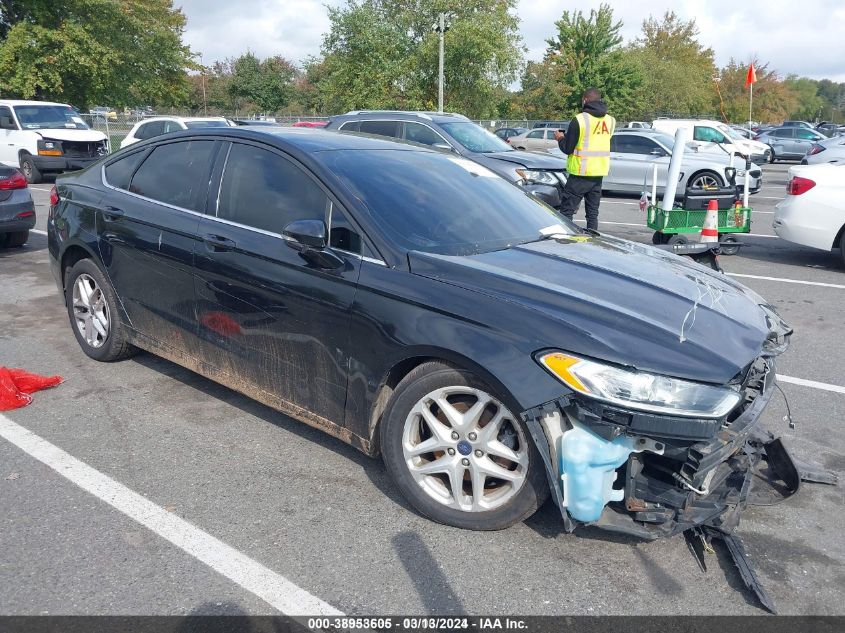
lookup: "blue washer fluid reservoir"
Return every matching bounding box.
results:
[557,423,639,523]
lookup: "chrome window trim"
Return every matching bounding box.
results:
[101,143,389,266]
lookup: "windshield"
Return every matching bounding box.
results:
[325,149,576,256]
[13,105,89,130]
[184,119,230,128]
[440,122,513,153]
[718,125,745,141]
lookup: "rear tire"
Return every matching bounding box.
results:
[839,229,845,269]
[3,231,28,248]
[19,153,41,184]
[667,234,690,245]
[380,362,549,530]
[65,259,137,362]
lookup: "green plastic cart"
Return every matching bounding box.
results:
[647,204,751,255]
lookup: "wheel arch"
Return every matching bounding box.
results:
[834,222,845,254]
[365,349,520,457]
[687,168,724,188]
[60,242,99,290]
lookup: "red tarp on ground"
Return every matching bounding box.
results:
[0,367,63,411]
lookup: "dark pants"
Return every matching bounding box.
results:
[559,175,603,230]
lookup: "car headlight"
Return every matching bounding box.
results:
[516,169,558,186]
[538,352,742,418]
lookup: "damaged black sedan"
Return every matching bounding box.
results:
[48,128,817,549]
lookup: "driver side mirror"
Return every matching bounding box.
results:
[432,142,457,154]
[283,219,344,270]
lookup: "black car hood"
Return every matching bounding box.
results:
[409,234,784,384]
[474,150,567,170]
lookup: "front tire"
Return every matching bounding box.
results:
[839,228,845,269]
[65,259,137,362]
[380,362,549,530]
[19,153,42,184]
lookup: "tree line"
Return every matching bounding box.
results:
[1,1,842,124]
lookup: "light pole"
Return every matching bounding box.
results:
[436,13,447,113]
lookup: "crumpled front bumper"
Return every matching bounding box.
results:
[521,356,801,540]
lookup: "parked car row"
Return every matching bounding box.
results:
[325,111,569,208]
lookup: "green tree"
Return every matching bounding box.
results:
[520,3,643,120]
[627,12,717,119]
[314,0,524,117]
[717,59,796,124]
[784,75,824,121]
[0,0,195,108]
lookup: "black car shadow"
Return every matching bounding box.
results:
[0,228,47,255]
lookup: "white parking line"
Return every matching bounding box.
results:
[0,413,343,617]
[777,375,845,395]
[727,273,845,289]
[31,229,47,236]
[28,186,54,192]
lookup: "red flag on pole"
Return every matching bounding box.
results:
[745,63,757,89]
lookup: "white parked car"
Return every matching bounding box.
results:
[0,99,108,183]
[802,135,845,165]
[121,116,232,148]
[773,163,845,267]
[508,127,564,152]
[547,129,762,195]
[652,119,771,164]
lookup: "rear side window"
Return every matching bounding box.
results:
[358,120,400,138]
[795,129,818,140]
[339,121,360,132]
[217,143,328,234]
[136,121,165,140]
[163,120,183,133]
[129,140,215,211]
[527,130,544,139]
[104,151,147,190]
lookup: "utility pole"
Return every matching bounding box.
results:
[437,12,445,113]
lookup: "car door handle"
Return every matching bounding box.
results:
[103,206,125,221]
[204,234,236,252]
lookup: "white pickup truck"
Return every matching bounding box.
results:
[0,99,109,183]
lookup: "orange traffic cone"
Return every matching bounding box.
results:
[700,199,719,243]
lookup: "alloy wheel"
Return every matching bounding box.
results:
[402,386,528,512]
[72,273,110,348]
[689,173,721,190]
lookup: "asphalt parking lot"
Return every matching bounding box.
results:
[1,162,843,616]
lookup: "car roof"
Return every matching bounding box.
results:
[0,99,72,107]
[138,116,229,123]
[332,110,470,123]
[154,126,436,154]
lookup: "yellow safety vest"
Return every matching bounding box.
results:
[567,112,616,177]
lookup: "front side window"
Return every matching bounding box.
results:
[163,120,183,133]
[693,126,726,143]
[129,140,215,211]
[403,122,444,146]
[13,105,88,130]
[217,143,328,234]
[0,106,16,130]
[527,130,544,139]
[326,149,575,256]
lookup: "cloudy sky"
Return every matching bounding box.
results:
[176,0,845,82]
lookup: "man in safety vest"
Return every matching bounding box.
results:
[553,88,616,230]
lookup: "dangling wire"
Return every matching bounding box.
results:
[774,382,795,429]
